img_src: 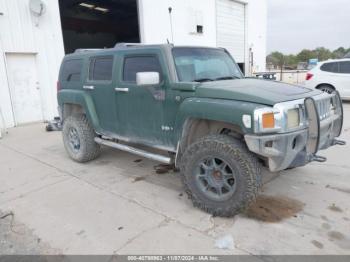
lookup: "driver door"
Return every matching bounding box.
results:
[113,50,170,148]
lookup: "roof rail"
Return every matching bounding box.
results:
[114,43,144,48]
[74,49,102,53]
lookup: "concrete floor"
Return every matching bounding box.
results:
[0,104,349,255]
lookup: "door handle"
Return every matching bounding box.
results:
[115,87,129,92]
[83,85,94,90]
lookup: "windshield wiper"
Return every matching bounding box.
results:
[215,76,240,81]
[193,78,214,83]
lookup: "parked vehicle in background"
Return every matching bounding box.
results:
[57,44,345,217]
[305,59,350,100]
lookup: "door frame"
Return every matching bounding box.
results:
[1,51,16,126]
[4,52,43,126]
[113,50,175,151]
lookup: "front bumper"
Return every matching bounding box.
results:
[245,92,345,172]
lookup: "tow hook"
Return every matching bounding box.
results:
[311,155,327,163]
[332,139,346,146]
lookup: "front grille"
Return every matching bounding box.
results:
[314,93,334,120]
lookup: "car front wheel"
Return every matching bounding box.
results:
[180,134,261,217]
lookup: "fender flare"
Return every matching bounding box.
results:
[174,97,260,144]
[57,89,100,130]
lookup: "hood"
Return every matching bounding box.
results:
[195,78,321,105]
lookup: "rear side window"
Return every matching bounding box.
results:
[89,56,114,81]
[320,62,339,73]
[61,59,83,82]
[339,61,350,74]
[123,56,162,82]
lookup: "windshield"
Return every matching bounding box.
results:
[172,47,243,82]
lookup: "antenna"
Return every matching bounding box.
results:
[168,7,174,43]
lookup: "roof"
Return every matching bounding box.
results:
[318,58,350,64]
[65,43,225,58]
[63,43,171,59]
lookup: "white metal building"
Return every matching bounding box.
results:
[0,0,266,129]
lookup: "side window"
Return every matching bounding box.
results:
[89,56,113,81]
[123,56,162,82]
[339,61,350,74]
[320,62,339,73]
[61,59,83,82]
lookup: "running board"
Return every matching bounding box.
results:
[94,137,172,164]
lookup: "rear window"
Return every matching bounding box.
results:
[320,62,339,73]
[123,56,162,82]
[89,56,114,81]
[339,61,350,74]
[61,59,83,82]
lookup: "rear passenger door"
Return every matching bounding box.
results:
[319,62,339,85]
[84,55,117,133]
[338,61,350,98]
[113,50,170,148]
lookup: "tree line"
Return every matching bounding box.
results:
[267,47,350,69]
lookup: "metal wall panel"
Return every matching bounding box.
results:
[216,0,246,63]
[0,0,65,127]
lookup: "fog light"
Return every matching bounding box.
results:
[287,109,300,129]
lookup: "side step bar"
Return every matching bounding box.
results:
[94,137,172,164]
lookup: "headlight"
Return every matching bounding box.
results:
[254,108,281,133]
[254,104,304,133]
[287,109,300,129]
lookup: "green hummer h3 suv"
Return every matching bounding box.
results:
[57,43,345,217]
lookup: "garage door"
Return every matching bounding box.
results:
[216,0,246,63]
[6,53,43,125]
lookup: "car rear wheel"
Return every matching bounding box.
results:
[62,114,100,163]
[180,134,261,217]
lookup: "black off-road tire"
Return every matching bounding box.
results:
[62,114,101,163]
[180,134,261,217]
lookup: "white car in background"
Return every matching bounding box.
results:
[305,58,350,100]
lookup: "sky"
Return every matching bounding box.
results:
[267,0,350,54]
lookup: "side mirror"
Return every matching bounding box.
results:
[136,72,160,86]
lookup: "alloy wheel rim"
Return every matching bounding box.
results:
[194,157,237,201]
[68,127,81,152]
[321,87,333,94]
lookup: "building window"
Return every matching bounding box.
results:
[196,25,203,34]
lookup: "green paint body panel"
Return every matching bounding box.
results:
[173,97,265,142]
[57,44,322,152]
[58,89,102,132]
[195,78,321,105]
